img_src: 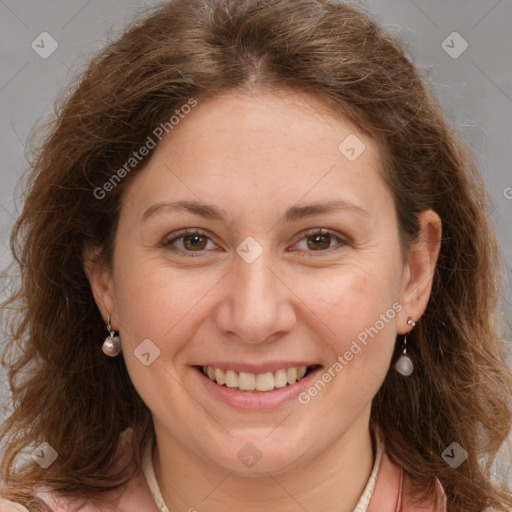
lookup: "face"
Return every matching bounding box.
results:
[91,89,434,475]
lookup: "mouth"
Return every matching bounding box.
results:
[196,364,322,393]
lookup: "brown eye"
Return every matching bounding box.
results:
[182,234,208,251]
[291,228,347,255]
[165,229,216,255]
[306,233,332,251]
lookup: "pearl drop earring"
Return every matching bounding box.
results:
[394,318,415,376]
[102,316,122,357]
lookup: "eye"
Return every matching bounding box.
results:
[164,227,347,257]
[164,228,218,256]
[291,228,347,254]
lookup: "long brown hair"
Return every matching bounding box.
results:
[1,1,511,510]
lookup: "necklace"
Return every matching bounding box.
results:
[141,431,384,512]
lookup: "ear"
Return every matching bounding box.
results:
[82,244,117,329]
[397,209,442,334]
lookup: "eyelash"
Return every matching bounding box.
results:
[163,228,348,257]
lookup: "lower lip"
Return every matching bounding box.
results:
[194,366,323,410]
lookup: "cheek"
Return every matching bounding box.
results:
[299,265,400,373]
[111,253,208,348]
[294,269,400,419]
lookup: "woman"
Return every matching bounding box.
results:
[1,0,511,511]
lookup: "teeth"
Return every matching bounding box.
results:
[202,365,311,392]
[255,372,274,391]
[238,371,256,391]
[225,370,238,388]
[215,368,225,386]
[286,367,297,385]
[274,369,288,388]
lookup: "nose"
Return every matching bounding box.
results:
[214,254,297,345]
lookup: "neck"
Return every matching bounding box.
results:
[152,410,375,512]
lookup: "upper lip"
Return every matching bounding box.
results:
[194,362,322,373]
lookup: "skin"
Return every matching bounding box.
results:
[86,88,441,512]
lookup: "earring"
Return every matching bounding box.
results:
[394,318,415,376]
[102,316,122,357]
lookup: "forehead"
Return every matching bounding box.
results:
[120,89,391,225]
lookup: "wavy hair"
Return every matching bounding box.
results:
[1,1,511,510]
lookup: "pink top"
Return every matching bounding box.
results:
[0,433,447,512]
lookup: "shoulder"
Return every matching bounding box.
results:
[0,497,30,512]
[31,469,156,512]
[1,430,157,512]
[34,473,157,512]
[401,472,447,512]
[33,471,156,511]
[369,449,447,512]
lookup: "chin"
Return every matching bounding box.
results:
[198,432,314,476]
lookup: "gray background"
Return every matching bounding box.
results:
[1,0,511,480]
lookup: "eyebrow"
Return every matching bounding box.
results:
[141,199,369,224]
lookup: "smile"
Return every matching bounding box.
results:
[200,365,319,392]
[194,362,324,410]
